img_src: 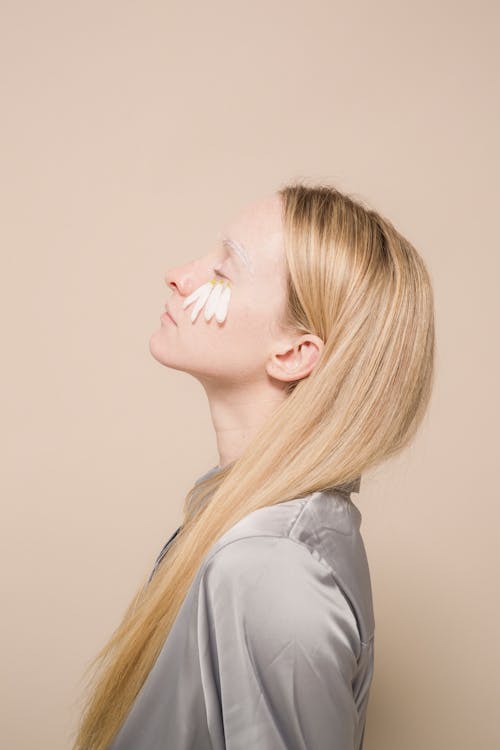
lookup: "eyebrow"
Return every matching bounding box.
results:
[219,233,254,273]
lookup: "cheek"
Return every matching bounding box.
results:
[174,287,281,379]
[181,282,277,346]
[189,301,262,342]
[220,296,279,361]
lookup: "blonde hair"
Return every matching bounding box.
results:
[71,180,436,749]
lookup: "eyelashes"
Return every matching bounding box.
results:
[214,268,229,280]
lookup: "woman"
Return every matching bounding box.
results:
[72,182,435,749]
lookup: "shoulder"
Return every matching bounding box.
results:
[204,533,327,587]
[199,534,362,662]
[197,490,375,645]
[194,534,368,749]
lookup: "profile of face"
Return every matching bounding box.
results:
[149,192,323,390]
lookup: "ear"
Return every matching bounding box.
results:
[265,334,324,383]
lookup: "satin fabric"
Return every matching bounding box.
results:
[109,466,375,750]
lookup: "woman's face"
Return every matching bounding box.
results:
[149,193,290,386]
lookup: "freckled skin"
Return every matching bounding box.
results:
[149,193,290,383]
[148,192,324,467]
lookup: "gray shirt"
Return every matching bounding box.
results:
[109,465,375,749]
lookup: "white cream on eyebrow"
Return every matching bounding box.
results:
[219,234,255,274]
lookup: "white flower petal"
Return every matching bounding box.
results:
[204,281,224,321]
[215,283,231,323]
[190,282,214,322]
[182,281,212,309]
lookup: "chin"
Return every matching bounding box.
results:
[148,333,171,365]
[147,334,186,372]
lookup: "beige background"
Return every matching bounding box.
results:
[1,1,498,748]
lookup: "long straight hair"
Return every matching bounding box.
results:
[71,181,436,749]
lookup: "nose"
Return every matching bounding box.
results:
[165,262,204,298]
[164,266,188,296]
[165,276,179,295]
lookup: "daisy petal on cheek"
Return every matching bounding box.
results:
[215,283,231,323]
[182,280,213,323]
[204,280,225,321]
[182,278,232,324]
[190,283,214,322]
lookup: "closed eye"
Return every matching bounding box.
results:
[214,268,229,280]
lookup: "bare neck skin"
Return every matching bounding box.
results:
[202,376,287,468]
